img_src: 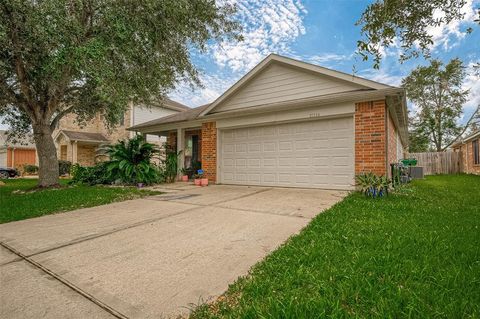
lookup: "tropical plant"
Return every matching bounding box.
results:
[356,172,390,198]
[99,135,160,185]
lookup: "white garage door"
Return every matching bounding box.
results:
[219,117,354,189]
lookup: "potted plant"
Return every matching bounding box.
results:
[180,168,189,182]
[193,173,202,186]
[201,176,209,186]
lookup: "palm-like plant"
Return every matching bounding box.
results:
[99,135,160,185]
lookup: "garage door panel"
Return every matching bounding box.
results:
[220,116,354,189]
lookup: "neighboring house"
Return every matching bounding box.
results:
[452,130,480,175]
[130,54,408,190]
[0,131,37,169]
[53,99,189,166]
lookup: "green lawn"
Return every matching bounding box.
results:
[0,178,160,224]
[192,175,480,318]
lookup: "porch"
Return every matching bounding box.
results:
[160,123,216,181]
[55,130,110,166]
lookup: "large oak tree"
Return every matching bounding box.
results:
[0,0,241,187]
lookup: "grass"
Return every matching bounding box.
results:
[192,175,480,318]
[0,178,161,224]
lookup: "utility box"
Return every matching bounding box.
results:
[409,166,424,179]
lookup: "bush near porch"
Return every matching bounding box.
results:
[192,174,480,318]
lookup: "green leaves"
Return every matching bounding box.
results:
[0,0,241,183]
[356,0,477,68]
[100,134,160,185]
[403,59,475,151]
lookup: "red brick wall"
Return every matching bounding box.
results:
[355,100,387,176]
[166,131,177,152]
[457,141,480,175]
[387,111,398,176]
[201,122,217,182]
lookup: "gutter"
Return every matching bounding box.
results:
[129,87,405,134]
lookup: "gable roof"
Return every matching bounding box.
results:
[129,103,210,130]
[199,54,393,116]
[56,130,109,143]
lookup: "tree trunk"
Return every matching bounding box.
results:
[32,123,59,187]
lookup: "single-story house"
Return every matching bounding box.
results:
[130,54,408,190]
[452,130,480,175]
[0,130,37,169]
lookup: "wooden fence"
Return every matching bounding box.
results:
[406,152,461,175]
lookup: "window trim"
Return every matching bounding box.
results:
[473,139,480,166]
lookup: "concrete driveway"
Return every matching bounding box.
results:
[0,184,346,319]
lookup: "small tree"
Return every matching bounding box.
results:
[403,59,478,151]
[0,0,241,187]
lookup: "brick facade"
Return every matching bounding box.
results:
[455,141,480,175]
[201,122,217,182]
[166,131,177,152]
[355,100,387,176]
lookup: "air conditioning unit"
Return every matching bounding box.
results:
[409,166,424,179]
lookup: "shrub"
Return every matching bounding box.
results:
[23,164,38,175]
[99,135,160,185]
[356,172,390,198]
[58,160,72,176]
[70,163,113,185]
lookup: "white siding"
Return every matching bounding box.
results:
[133,105,179,143]
[213,63,364,113]
[219,116,354,189]
[133,105,178,126]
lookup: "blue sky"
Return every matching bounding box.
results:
[171,0,480,122]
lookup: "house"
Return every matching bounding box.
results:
[130,54,408,190]
[0,131,37,169]
[53,98,189,166]
[452,130,480,175]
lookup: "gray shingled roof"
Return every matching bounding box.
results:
[130,103,211,130]
[61,130,109,142]
[161,98,190,111]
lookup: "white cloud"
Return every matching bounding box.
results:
[426,0,479,51]
[170,73,238,107]
[212,0,307,72]
[461,61,480,121]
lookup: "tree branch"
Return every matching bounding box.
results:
[49,104,77,131]
[442,105,480,150]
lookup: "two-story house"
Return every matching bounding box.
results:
[53,99,189,166]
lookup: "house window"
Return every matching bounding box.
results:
[119,112,125,126]
[473,139,480,165]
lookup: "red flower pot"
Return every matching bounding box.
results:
[201,178,209,186]
[194,179,201,186]
[181,175,188,182]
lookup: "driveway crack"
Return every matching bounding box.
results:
[0,241,129,319]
